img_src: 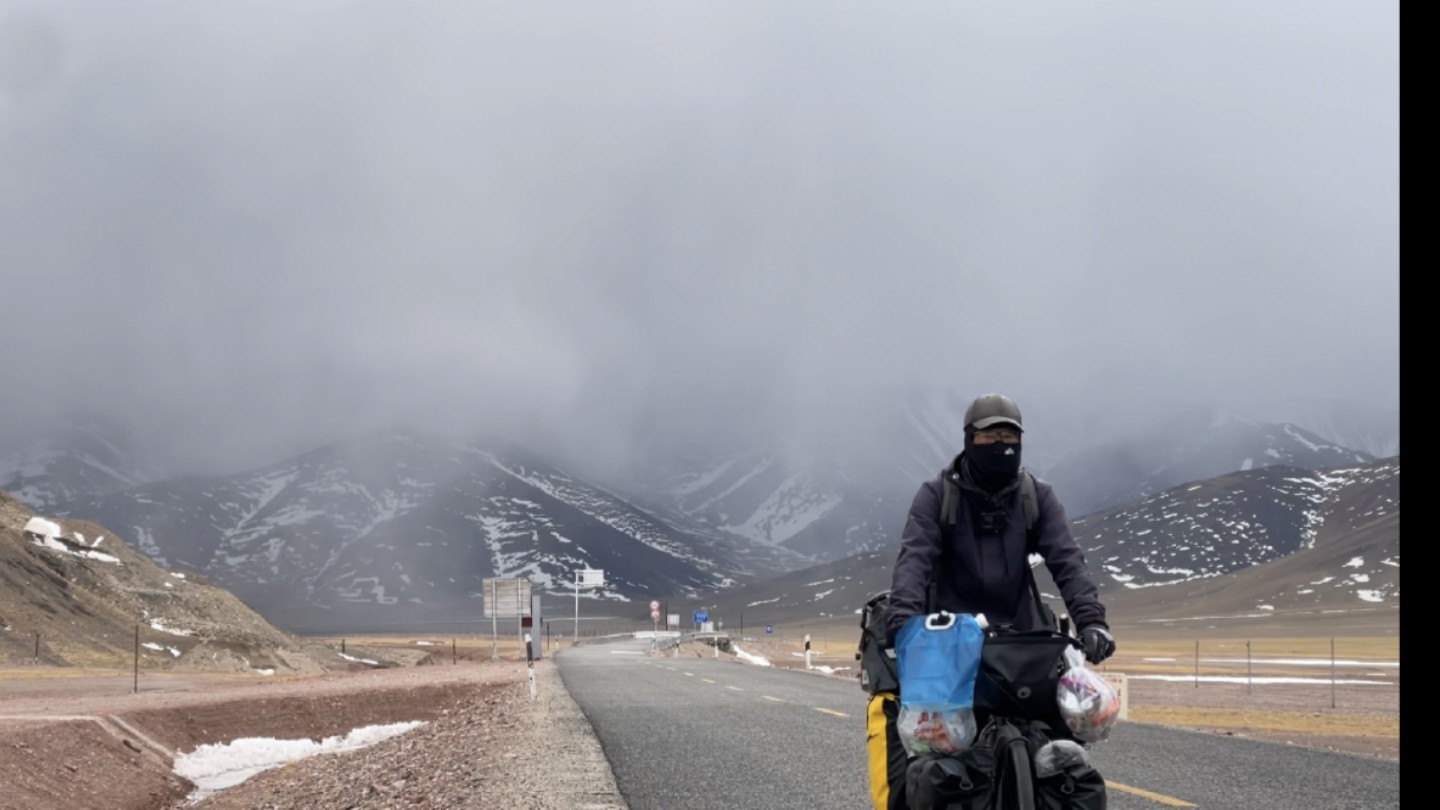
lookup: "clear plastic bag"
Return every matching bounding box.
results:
[897,705,978,756]
[1056,646,1121,743]
[1033,739,1091,778]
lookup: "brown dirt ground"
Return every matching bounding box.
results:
[0,634,1400,809]
[0,662,524,810]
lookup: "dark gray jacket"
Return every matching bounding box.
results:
[885,455,1107,644]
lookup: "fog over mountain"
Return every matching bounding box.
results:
[2,2,1397,500]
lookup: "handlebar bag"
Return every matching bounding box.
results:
[975,629,1075,720]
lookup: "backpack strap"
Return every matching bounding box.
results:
[941,471,961,528]
[1020,472,1058,630]
[927,470,961,614]
[1021,471,1038,545]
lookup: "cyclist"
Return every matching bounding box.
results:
[868,393,1115,810]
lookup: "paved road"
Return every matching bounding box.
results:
[556,639,1399,810]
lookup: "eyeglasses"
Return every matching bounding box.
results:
[973,429,1021,445]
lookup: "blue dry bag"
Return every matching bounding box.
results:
[895,611,984,711]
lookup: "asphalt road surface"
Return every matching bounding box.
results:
[556,639,1399,810]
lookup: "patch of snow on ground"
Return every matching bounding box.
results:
[80,549,121,564]
[22,517,61,538]
[732,644,772,667]
[150,619,193,637]
[174,721,425,799]
[339,652,380,665]
[142,642,181,657]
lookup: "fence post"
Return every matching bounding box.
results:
[133,624,139,694]
[35,632,40,664]
[1194,639,1199,688]
[341,639,346,655]
[453,639,457,665]
[1246,640,1252,695]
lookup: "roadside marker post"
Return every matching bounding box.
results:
[526,633,537,702]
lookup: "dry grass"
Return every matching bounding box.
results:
[1130,706,1399,738]
[0,667,131,681]
[301,634,578,662]
[1109,636,1398,660]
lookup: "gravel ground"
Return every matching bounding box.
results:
[0,664,523,810]
[183,661,627,809]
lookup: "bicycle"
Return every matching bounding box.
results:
[904,619,1108,810]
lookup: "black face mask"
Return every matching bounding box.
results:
[965,439,1022,493]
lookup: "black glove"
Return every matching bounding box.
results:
[1080,625,1115,664]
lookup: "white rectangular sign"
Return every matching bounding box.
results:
[482,578,532,618]
[578,569,605,587]
[667,613,680,627]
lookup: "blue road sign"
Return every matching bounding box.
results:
[765,624,774,635]
[694,609,709,624]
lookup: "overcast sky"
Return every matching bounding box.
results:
[0,0,1398,475]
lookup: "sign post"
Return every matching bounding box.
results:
[574,569,605,641]
[804,633,812,670]
[482,578,531,661]
[529,594,545,661]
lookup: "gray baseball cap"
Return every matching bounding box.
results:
[964,393,1024,432]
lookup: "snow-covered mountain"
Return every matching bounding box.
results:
[53,431,803,630]
[0,415,159,511]
[1040,407,1374,519]
[1273,397,1400,459]
[1070,457,1398,594]
[623,401,1374,564]
[622,387,992,561]
[13,395,1385,624]
[690,456,1399,625]
[1095,457,1399,625]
